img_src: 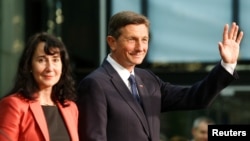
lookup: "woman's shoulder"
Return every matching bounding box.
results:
[58,100,77,109]
[0,93,30,106]
[0,93,33,114]
[65,100,77,106]
[57,100,78,115]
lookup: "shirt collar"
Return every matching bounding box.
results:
[106,54,135,83]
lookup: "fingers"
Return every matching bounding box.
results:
[224,22,244,43]
[218,42,224,57]
[236,31,244,44]
[228,22,237,39]
[232,25,239,40]
[223,24,229,41]
[218,42,223,50]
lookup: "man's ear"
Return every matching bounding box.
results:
[107,36,116,51]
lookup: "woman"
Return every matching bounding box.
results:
[0,32,79,141]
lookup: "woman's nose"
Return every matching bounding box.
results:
[45,60,53,70]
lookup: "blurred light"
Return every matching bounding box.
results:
[12,39,23,53]
[12,15,22,25]
[47,20,55,29]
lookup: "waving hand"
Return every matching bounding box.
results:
[218,22,244,64]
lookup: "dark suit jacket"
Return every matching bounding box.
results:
[77,60,237,141]
[0,94,79,141]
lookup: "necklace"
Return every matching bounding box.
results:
[40,102,55,106]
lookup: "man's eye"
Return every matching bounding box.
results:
[142,38,148,42]
[128,38,135,42]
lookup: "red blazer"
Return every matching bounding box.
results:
[0,94,79,141]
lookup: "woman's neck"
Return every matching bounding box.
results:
[37,88,55,106]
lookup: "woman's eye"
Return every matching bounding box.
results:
[38,58,45,63]
[53,58,61,62]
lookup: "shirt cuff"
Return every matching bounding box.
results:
[221,60,237,75]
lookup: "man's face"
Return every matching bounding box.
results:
[108,24,149,72]
[192,121,209,141]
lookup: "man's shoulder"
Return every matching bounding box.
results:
[135,67,154,77]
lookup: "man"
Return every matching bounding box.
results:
[77,11,243,141]
[191,117,215,141]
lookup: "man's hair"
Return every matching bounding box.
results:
[192,116,215,128]
[107,11,150,39]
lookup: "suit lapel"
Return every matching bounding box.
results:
[29,101,50,141]
[102,60,151,136]
[135,74,153,135]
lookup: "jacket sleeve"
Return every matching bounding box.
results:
[77,77,108,141]
[144,63,238,112]
[164,63,237,111]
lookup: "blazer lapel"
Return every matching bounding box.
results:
[29,101,50,141]
[57,103,78,141]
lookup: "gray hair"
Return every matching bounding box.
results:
[192,116,215,128]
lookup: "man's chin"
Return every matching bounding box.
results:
[134,60,143,65]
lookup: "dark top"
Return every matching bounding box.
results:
[42,105,70,141]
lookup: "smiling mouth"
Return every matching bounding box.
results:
[133,53,144,57]
[43,76,53,79]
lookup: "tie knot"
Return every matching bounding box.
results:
[128,74,136,84]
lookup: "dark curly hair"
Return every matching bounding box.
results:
[7,32,76,106]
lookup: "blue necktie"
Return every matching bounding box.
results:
[128,74,141,104]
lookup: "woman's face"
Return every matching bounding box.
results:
[31,42,62,90]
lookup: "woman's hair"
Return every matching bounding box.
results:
[7,32,76,106]
[107,11,150,39]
